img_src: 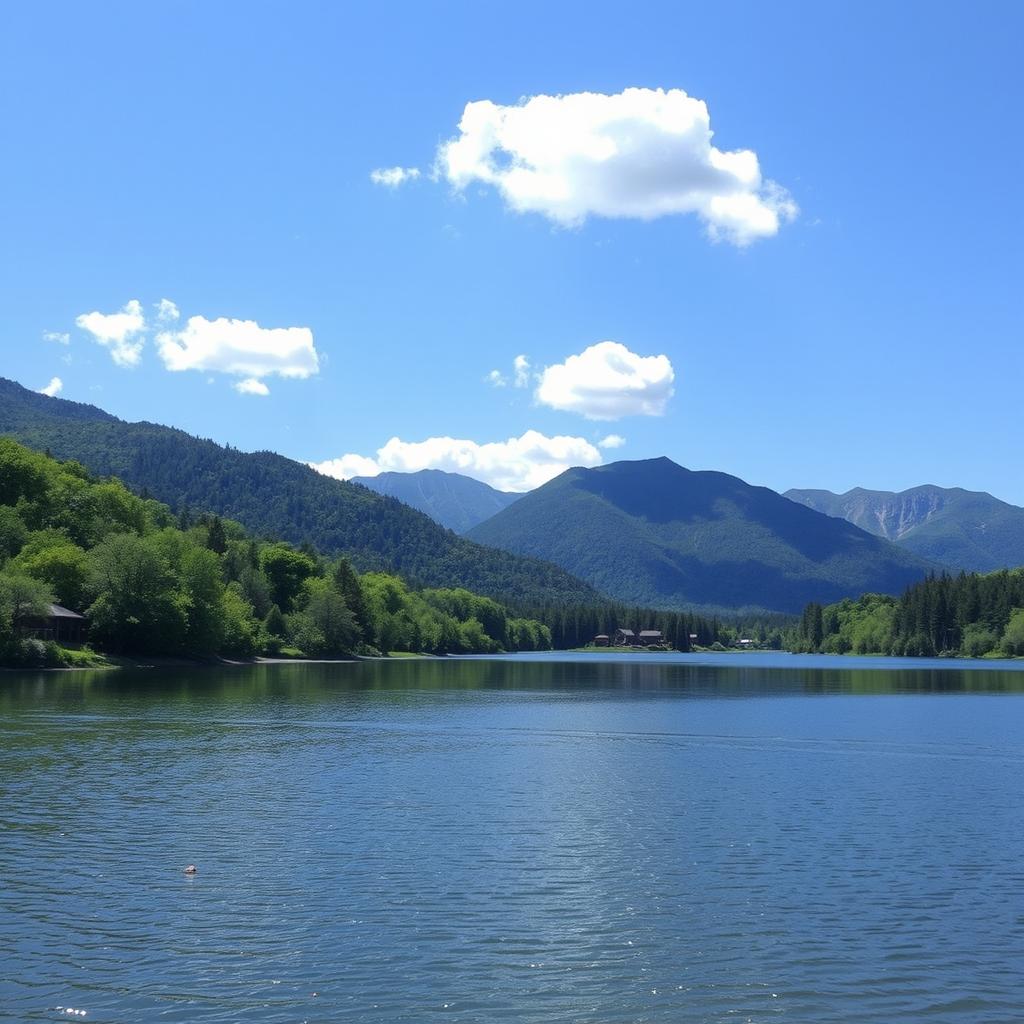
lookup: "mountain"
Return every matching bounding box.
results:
[784,485,1024,573]
[351,469,520,533]
[467,458,934,614]
[0,378,599,607]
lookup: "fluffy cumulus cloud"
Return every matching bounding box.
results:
[37,376,63,397]
[536,341,675,420]
[156,316,319,394]
[437,87,796,245]
[598,434,626,449]
[370,166,421,187]
[75,299,147,366]
[311,430,604,493]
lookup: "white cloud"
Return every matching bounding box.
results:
[487,354,532,389]
[370,166,421,187]
[598,434,626,449]
[311,429,604,493]
[536,341,675,420]
[233,377,270,396]
[75,299,146,367]
[437,87,796,245]
[156,315,319,393]
[37,376,63,397]
[42,331,70,345]
[155,298,180,323]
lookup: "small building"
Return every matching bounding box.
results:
[638,629,664,647]
[21,604,88,646]
[593,634,610,647]
[738,638,755,648]
[613,628,637,646]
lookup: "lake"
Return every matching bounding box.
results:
[2,652,1024,1022]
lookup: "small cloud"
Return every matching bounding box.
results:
[42,331,70,345]
[487,354,532,390]
[598,434,626,449]
[155,298,180,323]
[536,341,675,420]
[75,299,146,367]
[370,166,421,188]
[37,376,63,397]
[233,377,270,396]
[311,430,605,493]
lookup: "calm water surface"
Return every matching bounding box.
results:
[2,652,1024,1023]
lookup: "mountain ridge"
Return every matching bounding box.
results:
[351,469,519,533]
[785,484,1024,572]
[468,457,935,614]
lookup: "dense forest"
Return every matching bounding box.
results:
[0,438,552,668]
[512,599,789,651]
[793,570,1024,658]
[0,378,599,608]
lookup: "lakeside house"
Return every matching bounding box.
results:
[607,628,666,647]
[21,604,88,646]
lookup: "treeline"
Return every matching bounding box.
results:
[515,601,790,651]
[793,570,1024,658]
[0,438,551,667]
[0,379,599,607]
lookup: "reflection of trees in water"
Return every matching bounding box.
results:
[3,656,1024,719]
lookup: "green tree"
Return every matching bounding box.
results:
[86,534,188,653]
[12,533,90,609]
[1000,608,1024,657]
[260,544,316,612]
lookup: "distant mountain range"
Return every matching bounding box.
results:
[352,469,519,533]
[0,378,599,607]
[10,376,1021,616]
[467,458,934,614]
[785,485,1024,573]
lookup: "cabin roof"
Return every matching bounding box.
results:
[639,630,663,637]
[47,604,86,620]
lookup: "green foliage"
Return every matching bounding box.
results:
[1001,608,1024,657]
[0,437,552,665]
[795,569,1024,659]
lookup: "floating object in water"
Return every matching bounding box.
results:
[184,864,198,875]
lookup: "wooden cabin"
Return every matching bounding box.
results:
[638,629,664,647]
[613,628,637,646]
[593,634,610,647]
[21,604,88,646]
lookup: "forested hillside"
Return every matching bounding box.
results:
[469,458,933,614]
[0,379,598,608]
[0,438,552,667]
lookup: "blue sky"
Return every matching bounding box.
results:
[2,1,1022,499]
